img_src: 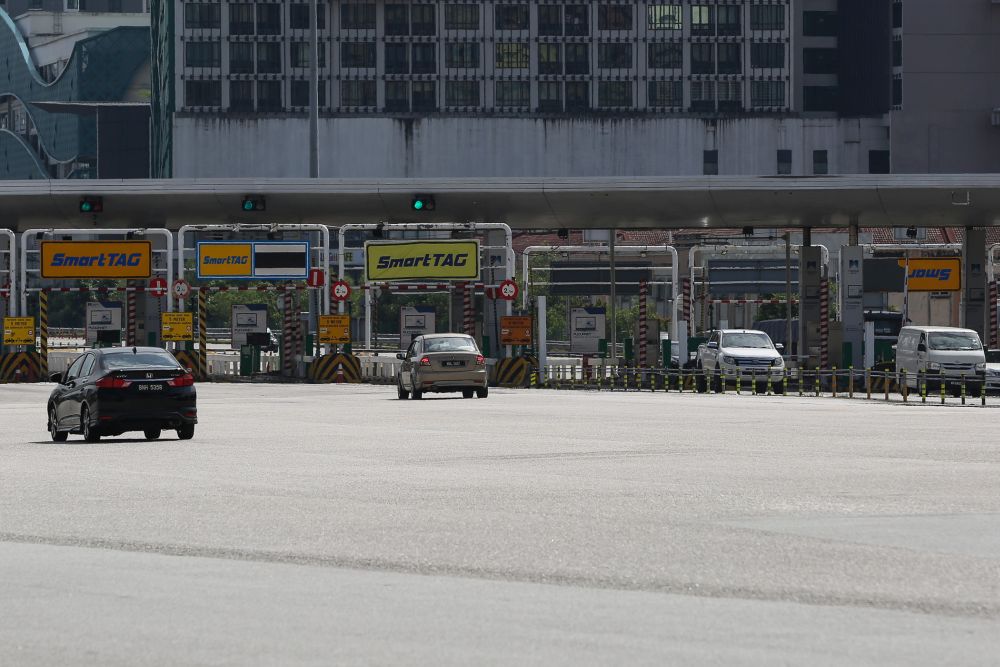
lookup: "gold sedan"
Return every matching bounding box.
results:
[396,333,488,400]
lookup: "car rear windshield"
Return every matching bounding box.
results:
[928,332,982,351]
[423,337,478,352]
[721,333,772,349]
[102,351,181,369]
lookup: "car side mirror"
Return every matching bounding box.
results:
[49,371,64,384]
[396,352,405,360]
[707,341,719,350]
[774,343,784,351]
[917,343,927,353]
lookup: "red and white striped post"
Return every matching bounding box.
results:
[682,277,692,325]
[990,279,998,349]
[820,278,829,369]
[463,282,474,337]
[282,290,295,377]
[638,280,647,368]
[126,280,137,346]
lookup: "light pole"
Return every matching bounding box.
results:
[309,0,319,178]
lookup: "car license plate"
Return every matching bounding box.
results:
[443,360,464,367]
[137,383,164,391]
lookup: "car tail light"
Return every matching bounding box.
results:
[419,356,432,366]
[167,373,195,387]
[96,374,131,389]
[476,355,486,366]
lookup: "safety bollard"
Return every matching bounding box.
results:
[866,368,871,400]
[814,370,820,397]
[679,368,684,393]
[940,379,946,404]
[832,366,838,398]
[902,370,908,403]
[884,371,890,402]
[848,366,854,399]
[735,372,741,395]
[798,368,804,397]
[782,373,788,396]
[719,369,726,394]
[766,373,773,396]
[983,380,987,407]
[921,374,927,403]
[961,374,966,405]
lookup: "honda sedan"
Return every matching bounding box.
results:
[396,333,488,399]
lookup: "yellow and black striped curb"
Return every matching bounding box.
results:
[172,350,202,379]
[0,352,42,383]
[492,356,532,388]
[311,353,362,383]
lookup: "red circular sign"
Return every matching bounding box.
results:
[149,277,167,298]
[306,268,325,288]
[331,280,352,302]
[172,279,191,299]
[498,279,519,301]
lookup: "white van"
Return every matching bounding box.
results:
[894,326,986,393]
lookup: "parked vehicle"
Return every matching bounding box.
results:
[894,326,985,395]
[696,329,785,393]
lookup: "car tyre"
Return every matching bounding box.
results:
[48,407,67,442]
[397,381,410,400]
[462,389,474,399]
[177,424,195,440]
[476,386,488,399]
[81,405,100,442]
[411,389,423,400]
[144,428,162,440]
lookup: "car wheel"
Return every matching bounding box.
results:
[177,424,195,440]
[411,389,423,400]
[397,381,410,400]
[81,405,100,442]
[476,386,488,399]
[144,428,162,440]
[462,389,474,399]
[48,407,67,442]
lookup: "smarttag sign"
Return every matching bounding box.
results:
[198,242,310,280]
[898,258,961,291]
[40,241,151,279]
[365,241,480,282]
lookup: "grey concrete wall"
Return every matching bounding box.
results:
[172,115,889,178]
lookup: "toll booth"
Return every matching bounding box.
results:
[86,301,123,347]
[400,306,436,350]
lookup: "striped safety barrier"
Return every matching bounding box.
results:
[0,352,42,383]
[38,290,48,378]
[311,353,362,383]
[493,356,530,387]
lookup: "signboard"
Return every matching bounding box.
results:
[570,307,605,355]
[399,305,436,350]
[231,304,268,349]
[149,277,167,297]
[197,242,310,280]
[548,261,653,296]
[3,316,34,346]
[500,316,532,346]
[899,258,961,291]
[318,314,351,344]
[161,312,194,342]
[40,241,151,279]
[85,301,122,344]
[365,241,480,282]
[706,259,799,296]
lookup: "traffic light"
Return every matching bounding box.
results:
[79,196,103,214]
[242,195,266,212]
[411,194,435,211]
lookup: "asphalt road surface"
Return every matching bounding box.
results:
[1,383,998,665]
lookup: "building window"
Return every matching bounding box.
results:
[598,5,632,30]
[566,44,590,75]
[691,5,714,36]
[291,80,326,107]
[539,5,562,36]
[690,80,715,112]
[184,3,220,29]
[256,4,280,35]
[341,42,376,68]
[648,5,681,30]
[291,42,325,68]
[892,38,902,68]
[385,81,409,111]
[565,5,589,35]
[341,3,376,30]
[412,5,436,35]
[385,43,409,74]
[496,42,529,69]
[230,42,254,73]
[412,81,437,111]
[750,43,784,69]
[495,4,529,30]
[717,43,741,74]
[892,1,902,29]
[495,81,529,107]
[444,4,478,30]
[648,80,682,107]
[777,149,792,175]
[538,43,561,75]
[690,43,714,75]
[803,11,837,37]
[185,80,220,107]
[229,80,253,111]
[804,48,838,75]
[598,81,631,108]
[598,43,632,69]
[257,42,281,73]
[718,80,742,111]
[229,3,254,35]
[565,81,590,110]
[869,150,891,174]
[813,150,829,175]
[892,76,902,107]
[716,5,741,36]
[446,80,479,106]
[648,42,681,69]
[385,4,409,35]
[804,86,837,112]
[341,80,376,107]
[703,149,718,175]
[445,42,479,69]
[539,81,562,111]
[750,5,784,31]
[290,4,326,30]
[751,80,785,107]
[185,41,220,68]
[413,44,437,73]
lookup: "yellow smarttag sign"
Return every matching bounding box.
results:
[3,317,35,346]
[198,243,253,278]
[365,240,480,281]
[40,241,151,279]
[898,258,961,291]
[318,315,351,344]
[161,312,194,342]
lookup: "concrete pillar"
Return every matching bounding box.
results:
[798,243,822,367]
[840,245,864,368]
[962,227,988,340]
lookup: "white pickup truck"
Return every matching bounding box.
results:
[696,329,786,392]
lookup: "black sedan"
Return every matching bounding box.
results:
[47,347,197,442]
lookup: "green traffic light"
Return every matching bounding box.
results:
[243,200,255,211]
[80,202,93,213]
[413,199,424,210]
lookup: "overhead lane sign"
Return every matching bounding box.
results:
[365,240,480,282]
[898,258,961,291]
[197,242,310,280]
[40,241,151,279]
